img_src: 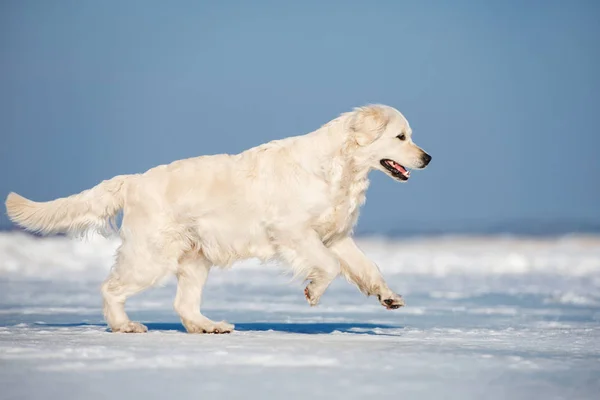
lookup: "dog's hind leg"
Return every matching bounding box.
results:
[101,248,172,333]
[102,273,152,333]
[101,225,186,333]
[275,230,341,306]
[174,252,234,334]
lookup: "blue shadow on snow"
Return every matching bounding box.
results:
[32,321,401,335]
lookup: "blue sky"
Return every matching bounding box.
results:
[1,0,599,234]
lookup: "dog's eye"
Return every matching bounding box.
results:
[397,134,406,141]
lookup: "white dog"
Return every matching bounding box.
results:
[5,104,431,334]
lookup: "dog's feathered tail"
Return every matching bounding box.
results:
[5,175,134,237]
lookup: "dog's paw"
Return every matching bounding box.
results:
[184,319,234,334]
[112,321,148,333]
[211,321,235,334]
[378,293,405,310]
[304,284,320,306]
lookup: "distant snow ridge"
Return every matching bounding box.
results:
[356,235,600,276]
[0,232,120,279]
[1,232,599,279]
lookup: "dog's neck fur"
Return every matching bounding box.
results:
[309,115,372,242]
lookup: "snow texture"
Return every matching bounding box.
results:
[1,232,599,399]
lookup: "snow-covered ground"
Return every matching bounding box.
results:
[1,232,599,399]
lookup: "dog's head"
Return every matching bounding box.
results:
[347,104,431,182]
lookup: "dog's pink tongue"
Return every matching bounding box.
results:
[393,162,410,177]
[394,162,407,174]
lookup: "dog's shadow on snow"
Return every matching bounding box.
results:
[147,322,402,335]
[35,322,402,336]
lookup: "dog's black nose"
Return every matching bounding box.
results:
[421,153,432,166]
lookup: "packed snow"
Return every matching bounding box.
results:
[1,232,599,399]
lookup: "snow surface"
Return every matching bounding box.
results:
[1,232,599,399]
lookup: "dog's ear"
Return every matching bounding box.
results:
[347,105,391,146]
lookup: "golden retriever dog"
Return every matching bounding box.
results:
[5,104,431,334]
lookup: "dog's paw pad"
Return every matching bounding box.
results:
[304,285,320,306]
[380,295,405,310]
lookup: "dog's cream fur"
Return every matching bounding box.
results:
[5,104,431,334]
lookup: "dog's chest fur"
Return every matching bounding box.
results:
[315,157,370,244]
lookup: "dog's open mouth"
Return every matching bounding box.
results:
[380,159,410,181]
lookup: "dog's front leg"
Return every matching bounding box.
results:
[329,236,404,309]
[275,230,341,306]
